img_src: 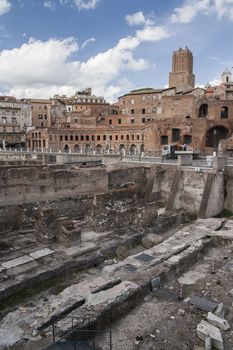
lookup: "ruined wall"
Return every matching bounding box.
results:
[0,165,108,206]
[224,166,233,212]
[0,165,146,207]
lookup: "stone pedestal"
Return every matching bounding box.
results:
[177,154,193,166]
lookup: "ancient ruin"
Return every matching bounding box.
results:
[0,151,232,350]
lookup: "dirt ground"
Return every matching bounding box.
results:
[106,244,233,350]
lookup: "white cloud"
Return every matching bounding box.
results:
[209,78,221,86]
[170,0,233,23]
[81,37,95,49]
[171,0,210,23]
[0,20,170,101]
[74,0,99,10]
[0,0,11,15]
[136,26,170,42]
[125,11,154,26]
[43,0,56,10]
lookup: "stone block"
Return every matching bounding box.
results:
[1,255,34,269]
[207,312,230,331]
[29,248,54,259]
[214,303,225,319]
[197,320,224,350]
[205,336,212,350]
[141,234,163,249]
[177,154,193,166]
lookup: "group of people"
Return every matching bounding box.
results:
[176,143,187,151]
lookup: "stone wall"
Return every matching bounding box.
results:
[0,165,108,206]
[224,166,233,212]
[0,164,146,207]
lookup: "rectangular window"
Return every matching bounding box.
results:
[142,108,145,114]
[118,119,122,124]
[131,119,135,124]
[131,99,135,105]
[142,118,145,123]
[172,128,180,142]
[43,139,46,148]
[161,135,168,145]
[131,109,134,114]
[109,119,112,125]
[44,114,47,120]
[2,117,6,124]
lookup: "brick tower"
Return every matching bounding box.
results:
[169,47,195,90]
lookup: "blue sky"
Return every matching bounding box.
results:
[0,0,232,101]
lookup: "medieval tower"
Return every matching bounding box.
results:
[169,47,195,90]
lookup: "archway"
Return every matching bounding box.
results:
[119,144,125,156]
[74,144,80,152]
[85,144,90,153]
[64,144,69,153]
[130,144,137,155]
[96,144,102,154]
[205,126,229,147]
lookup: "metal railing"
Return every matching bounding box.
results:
[42,316,112,350]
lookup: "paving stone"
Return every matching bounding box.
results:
[1,255,34,269]
[29,248,54,259]
[65,243,96,257]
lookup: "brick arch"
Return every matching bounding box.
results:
[205,125,230,147]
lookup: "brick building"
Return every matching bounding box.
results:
[0,96,32,148]
[26,48,233,154]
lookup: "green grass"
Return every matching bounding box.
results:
[215,208,233,218]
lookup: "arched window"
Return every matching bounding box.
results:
[109,135,112,141]
[103,135,106,141]
[115,135,118,140]
[86,135,89,141]
[97,135,100,141]
[199,104,208,118]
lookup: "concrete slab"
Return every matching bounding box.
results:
[1,255,34,269]
[29,248,54,259]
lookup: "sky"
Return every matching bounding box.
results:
[0,0,232,102]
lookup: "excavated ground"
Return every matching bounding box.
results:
[103,244,233,350]
[0,217,233,350]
